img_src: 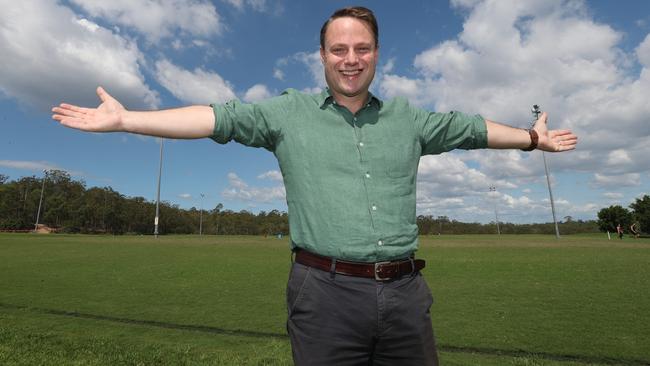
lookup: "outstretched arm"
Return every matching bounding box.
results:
[486,112,577,152]
[52,87,215,139]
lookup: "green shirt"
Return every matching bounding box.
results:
[211,88,487,262]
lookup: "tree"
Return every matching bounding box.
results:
[597,205,633,233]
[0,174,8,185]
[630,195,650,234]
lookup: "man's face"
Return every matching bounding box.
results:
[320,17,378,101]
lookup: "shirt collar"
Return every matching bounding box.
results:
[318,88,383,110]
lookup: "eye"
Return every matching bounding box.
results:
[331,47,346,56]
[357,47,371,54]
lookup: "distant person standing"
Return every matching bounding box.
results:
[616,223,624,239]
[630,222,640,238]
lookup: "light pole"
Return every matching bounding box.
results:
[199,193,205,236]
[489,186,501,235]
[34,170,47,232]
[532,105,560,239]
[154,138,164,238]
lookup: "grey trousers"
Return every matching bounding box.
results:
[286,261,439,366]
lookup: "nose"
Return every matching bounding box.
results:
[344,50,359,65]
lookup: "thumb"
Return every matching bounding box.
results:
[533,112,548,133]
[96,86,110,103]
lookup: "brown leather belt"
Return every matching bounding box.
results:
[294,249,425,281]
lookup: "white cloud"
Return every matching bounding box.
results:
[0,160,61,172]
[154,59,236,104]
[275,51,325,90]
[243,84,273,102]
[224,0,273,12]
[0,0,158,111]
[273,68,285,81]
[637,34,650,67]
[376,0,650,222]
[178,193,192,199]
[603,192,623,199]
[257,170,283,182]
[69,0,223,42]
[381,58,396,73]
[591,173,641,188]
[0,160,86,177]
[222,172,285,203]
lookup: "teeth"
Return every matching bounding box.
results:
[341,70,361,76]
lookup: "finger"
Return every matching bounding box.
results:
[533,112,549,132]
[58,103,93,114]
[52,106,89,119]
[97,86,109,102]
[548,129,574,138]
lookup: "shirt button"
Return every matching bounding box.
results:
[365,172,371,178]
[372,205,377,211]
[359,142,364,147]
[353,117,357,122]
[378,240,384,246]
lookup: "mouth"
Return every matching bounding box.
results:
[339,69,362,77]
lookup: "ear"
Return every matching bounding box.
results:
[320,47,326,63]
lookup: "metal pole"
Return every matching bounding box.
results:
[34,170,46,232]
[199,193,204,236]
[489,186,500,235]
[532,105,560,239]
[154,138,164,238]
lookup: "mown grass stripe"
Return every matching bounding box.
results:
[3,301,648,366]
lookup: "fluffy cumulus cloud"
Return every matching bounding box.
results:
[275,51,326,91]
[69,0,223,42]
[377,0,650,221]
[155,59,236,104]
[222,172,285,203]
[0,0,158,111]
[243,84,274,102]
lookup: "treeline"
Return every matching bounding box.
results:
[417,215,598,235]
[1,170,601,235]
[596,195,649,235]
[0,170,288,235]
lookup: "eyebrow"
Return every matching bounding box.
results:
[328,42,373,49]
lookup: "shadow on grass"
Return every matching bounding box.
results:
[2,302,648,366]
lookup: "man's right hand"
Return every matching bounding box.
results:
[52,86,125,132]
[51,86,215,139]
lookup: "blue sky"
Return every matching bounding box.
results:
[2,0,650,224]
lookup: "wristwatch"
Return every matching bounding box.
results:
[521,129,538,151]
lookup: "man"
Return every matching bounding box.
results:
[52,6,577,365]
[617,223,624,239]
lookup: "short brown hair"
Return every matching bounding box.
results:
[320,6,379,49]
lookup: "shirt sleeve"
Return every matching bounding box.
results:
[210,96,286,151]
[415,108,488,155]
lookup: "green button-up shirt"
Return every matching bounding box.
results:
[211,88,487,262]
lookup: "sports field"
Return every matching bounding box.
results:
[1,233,649,365]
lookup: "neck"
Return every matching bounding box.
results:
[332,91,368,115]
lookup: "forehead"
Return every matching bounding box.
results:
[324,17,374,47]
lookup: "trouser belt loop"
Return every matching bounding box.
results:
[329,258,337,278]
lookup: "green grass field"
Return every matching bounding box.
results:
[1,233,649,365]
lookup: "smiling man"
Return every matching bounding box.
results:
[52,6,577,366]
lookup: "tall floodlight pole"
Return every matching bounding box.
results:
[199,193,205,236]
[532,105,560,239]
[34,170,47,232]
[154,138,164,238]
[489,186,501,235]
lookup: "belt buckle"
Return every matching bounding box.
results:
[374,261,392,281]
